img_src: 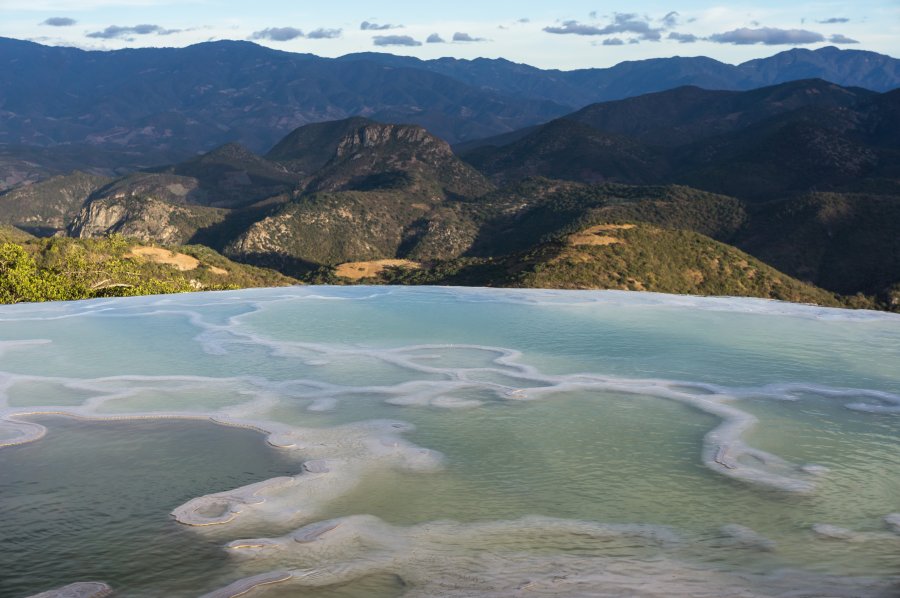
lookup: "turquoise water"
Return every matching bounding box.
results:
[0,287,898,597]
[0,417,302,597]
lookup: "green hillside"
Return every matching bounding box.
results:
[0,224,36,244]
[345,222,851,308]
[0,234,296,305]
[464,179,746,256]
[516,223,844,305]
[737,192,900,303]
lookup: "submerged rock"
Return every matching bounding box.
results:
[719,524,777,551]
[302,459,331,473]
[812,522,900,543]
[199,571,292,598]
[886,514,900,535]
[812,524,859,541]
[27,582,112,598]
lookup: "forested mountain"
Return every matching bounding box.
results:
[462,80,900,201]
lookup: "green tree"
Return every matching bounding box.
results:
[0,243,69,303]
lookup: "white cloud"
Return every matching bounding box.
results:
[544,13,662,41]
[373,34,421,47]
[452,32,487,42]
[87,24,180,39]
[41,17,77,26]
[361,21,401,31]
[307,28,341,39]
[251,27,304,42]
[709,27,825,45]
[829,33,859,44]
[668,31,698,43]
[661,11,679,27]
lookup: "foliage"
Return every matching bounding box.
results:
[0,236,193,304]
[0,234,296,305]
[0,224,35,244]
[736,192,900,299]
[312,222,881,310]
[0,242,70,303]
[462,180,745,257]
[515,224,846,306]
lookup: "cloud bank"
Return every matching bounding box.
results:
[541,11,861,48]
[544,13,662,41]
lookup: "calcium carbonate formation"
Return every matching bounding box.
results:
[2,287,898,597]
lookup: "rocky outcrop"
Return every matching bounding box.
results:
[69,197,225,246]
[305,122,494,199]
[268,118,494,199]
[0,172,109,233]
[91,173,207,206]
[332,123,443,158]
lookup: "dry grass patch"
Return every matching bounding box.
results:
[335,259,420,280]
[683,269,705,285]
[126,246,200,271]
[567,224,635,247]
[627,277,647,291]
[590,224,636,231]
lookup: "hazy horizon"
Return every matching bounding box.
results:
[1,0,897,70]
[5,33,898,72]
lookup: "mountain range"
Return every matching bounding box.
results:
[2,38,900,190]
[462,79,900,200]
[2,75,898,309]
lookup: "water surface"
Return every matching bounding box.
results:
[0,287,898,597]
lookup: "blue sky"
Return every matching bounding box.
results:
[1,0,897,69]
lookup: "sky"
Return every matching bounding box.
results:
[1,0,897,69]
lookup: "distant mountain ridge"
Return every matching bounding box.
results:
[1,37,898,191]
[340,45,900,106]
[462,79,900,200]
[0,37,566,156]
